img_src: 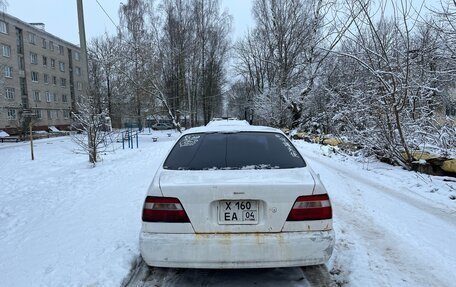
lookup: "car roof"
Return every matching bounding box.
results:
[183,122,282,135]
[205,119,250,127]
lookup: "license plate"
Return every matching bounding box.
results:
[218,200,258,225]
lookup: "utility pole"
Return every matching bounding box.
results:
[76,0,90,87]
[29,120,34,160]
[22,109,36,160]
[77,0,95,163]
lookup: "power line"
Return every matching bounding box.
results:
[95,0,119,29]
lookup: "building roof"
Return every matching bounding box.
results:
[0,12,81,49]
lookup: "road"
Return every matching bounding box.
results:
[124,259,335,287]
[124,144,456,287]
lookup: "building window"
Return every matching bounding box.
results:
[7,109,16,120]
[49,41,54,51]
[5,88,15,100]
[28,32,36,44]
[77,82,83,91]
[75,66,81,76]
[19,77,27,95]
[47,110,52,119]
[35,109,42,119]
[59,45,64,55]
[33,90,41,101]
[42,38,47,49]
[62,94,68,102]
[31,71,39,82]
[45,91,51,102]
[2,45,11,57]
[59,62,65,72]
[74,51,80,61]
[44,74,49,84]
[54,110,59,119]
[16,28,24,54]
[18,56,25,71]
[53,76,57,85]
[0,20,8,34]
[42,56,47,66]
[63,110,70,119]
[50,58,55,68]
[30,52,38,64]
[21,97,28,108]
[60,78,67,87]
[4,66,13,78]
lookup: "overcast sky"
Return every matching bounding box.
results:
[5,0,254,46]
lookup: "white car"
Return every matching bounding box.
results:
[139,122,334,269]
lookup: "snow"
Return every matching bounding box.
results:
[205,119,250,127]
[183,122,279,134]
[48,126,59,132]
[0,133,455,286]
[294,141,456,287]
[0,131,178,287]
[0,130,10,137]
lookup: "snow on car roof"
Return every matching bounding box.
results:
[183,122,281,135]
[205,119,250,127]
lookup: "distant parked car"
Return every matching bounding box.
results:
[152,122,174,130]
[139,120,334,269]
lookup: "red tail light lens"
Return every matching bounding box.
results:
[286,194,332,221]
[142,196,190,222]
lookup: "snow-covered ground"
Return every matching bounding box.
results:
[0,131,176,287]
[0,133,454,287]
[295,142,456,287]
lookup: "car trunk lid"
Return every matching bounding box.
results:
[158,168,315,233]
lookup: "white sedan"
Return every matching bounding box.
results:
[139,121,334,269]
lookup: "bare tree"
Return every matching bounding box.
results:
[71,93,114,165]
[160,0,194,126]
[88,35,124,128]
[118,0,153,129]
[0,0,7,11]
[152,0,231,126]
[93,0,231,130]
[320,0,455,168]
[233,0,354,127]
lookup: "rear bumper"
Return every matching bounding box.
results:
[139,230,335,269]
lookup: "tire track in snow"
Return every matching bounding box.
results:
[333,194,448,287]
[304,153,455,224]
[124,257,338,287]
[304,153,456,287]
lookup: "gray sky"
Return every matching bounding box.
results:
[6,0,254,46]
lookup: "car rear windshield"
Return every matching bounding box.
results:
[163,132,306,170]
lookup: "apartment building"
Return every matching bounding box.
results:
[0,12,86,134]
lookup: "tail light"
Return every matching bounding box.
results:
[286,194,332,221]
[142,196,190,222]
